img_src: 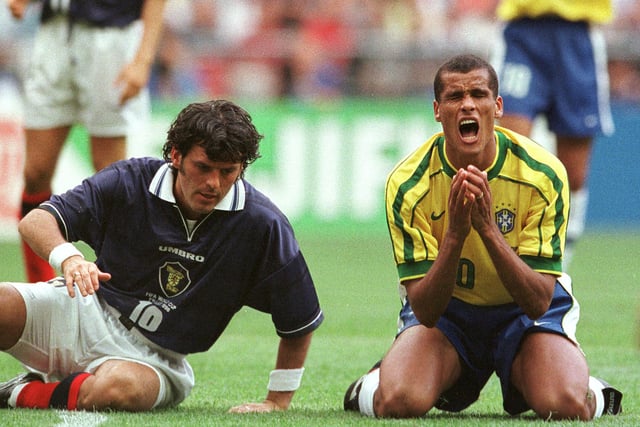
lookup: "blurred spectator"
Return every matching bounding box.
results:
[287,1,355,100]
[607,0,640,102]
[149,0,204,100]
[149,26,201,100]
[608,59,640,102]
[448,0,499,55]
[2,0,640,102]
[227,0,298,99]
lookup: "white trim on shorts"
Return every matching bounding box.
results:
[589,25,615,136]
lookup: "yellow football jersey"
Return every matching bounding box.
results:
[497,0,612,24]
[385,127,569,306]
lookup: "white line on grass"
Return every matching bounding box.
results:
[55,410,108,427]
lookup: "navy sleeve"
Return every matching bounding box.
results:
[38,159,159,254]
[39,169,114,246]
[242,210,324,338]
[262,251,324,338]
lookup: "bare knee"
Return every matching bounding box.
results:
[0,284,26,349]
[374,383,435,418]
[529,387,591,421]
[78,371,158,412]
[24,172,52,189]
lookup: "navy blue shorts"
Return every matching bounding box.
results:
[493,17,614,137]
[397,276,580,414]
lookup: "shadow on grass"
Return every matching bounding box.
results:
[150,403,545,425]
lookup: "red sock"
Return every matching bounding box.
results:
[20,190,55,282]
[16,380,57,409]
[16,373,91,410]
[21,240,56,283]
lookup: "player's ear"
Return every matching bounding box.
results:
[494,96,504,119]
[170,147,182,169]
[433,100,441,122]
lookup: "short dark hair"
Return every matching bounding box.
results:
[433,54,499,102]
[162,99,262,170]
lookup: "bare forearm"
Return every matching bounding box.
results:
[405,231,465,327]
[480,225,554,318]
[228,333,313,413]
[135,0,166,66]
[117,0,166,104]
[276,334,311,368]
[265,333,313,409]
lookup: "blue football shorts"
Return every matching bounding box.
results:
[492,17,614,137]
[397,273,580,414]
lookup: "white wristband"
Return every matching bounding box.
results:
[267,368,305,391]
[48,242,84,272]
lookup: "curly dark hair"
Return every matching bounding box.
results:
[433,54,499,102]
[162,99,262,170]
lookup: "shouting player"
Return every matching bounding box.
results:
[343,54,622,421]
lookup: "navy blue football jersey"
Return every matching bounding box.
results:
[41,0,144,27]
[40,158,323,354]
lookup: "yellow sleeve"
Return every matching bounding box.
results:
[497,0,613,24]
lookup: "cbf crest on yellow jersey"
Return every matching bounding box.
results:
[385,127,569,306]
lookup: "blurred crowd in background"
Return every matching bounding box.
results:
[1,0,639,103]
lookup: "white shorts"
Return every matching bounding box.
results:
[22,16,150,137]
[5,280,194,408]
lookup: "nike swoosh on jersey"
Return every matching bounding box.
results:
[430,210,445,220]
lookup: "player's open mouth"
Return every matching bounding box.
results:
[459,119,479,142]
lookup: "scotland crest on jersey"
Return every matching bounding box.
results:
[159,262,191,298]
[495,208,515,234]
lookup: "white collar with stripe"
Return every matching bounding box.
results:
[148,163,246,212]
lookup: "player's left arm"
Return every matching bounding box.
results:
[466,165,557,319]
[18,208,111,297]
[228,332,313,413]
[116,0,167,105]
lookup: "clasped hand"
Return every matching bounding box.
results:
[449,165,492,236]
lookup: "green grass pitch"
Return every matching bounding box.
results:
[0,228,638,426]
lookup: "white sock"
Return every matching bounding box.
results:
[564,188,588,270]
[7,383,29,408]
[358,367,380,417]
[589,376,605,418]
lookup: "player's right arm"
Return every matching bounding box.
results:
[115,0,167,105]
[18,208,110,297]
[402,168,473,327]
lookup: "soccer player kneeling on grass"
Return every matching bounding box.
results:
[343,54,622,421]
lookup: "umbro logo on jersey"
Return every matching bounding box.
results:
[430,210,445,220]
[159,245,205,262]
